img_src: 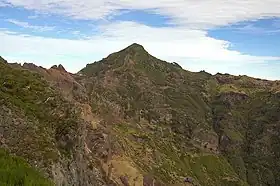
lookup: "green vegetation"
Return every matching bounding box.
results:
[113,122,246,185]
[78,44,280,185]
[0,59,81,185]
[0,149,53,186]
[0,61,79,162]
[0,61,54,121]
[1,43,280,186]
[212,80,280,185]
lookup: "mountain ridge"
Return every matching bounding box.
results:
[0,44,280,186]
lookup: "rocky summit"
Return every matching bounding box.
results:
[0,43,279,186]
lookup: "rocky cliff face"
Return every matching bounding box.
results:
[0,58,105,186]
[0,43,279,186]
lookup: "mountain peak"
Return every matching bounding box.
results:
[128,43,144,48]
[78,43,169,77]
[123,43,147,54]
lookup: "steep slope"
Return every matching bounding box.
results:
[0,57,105,185]
[212,74,280,185]
[1,42,279,186]
[77,44,250,186]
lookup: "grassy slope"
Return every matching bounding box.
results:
[113,122,248,186]
[0,149,53,186]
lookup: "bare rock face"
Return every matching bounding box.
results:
[218,91,249,107]
[0,103,105,186]
[120,175,129,186]
[9,62,22,68]
[22,62,88,103]
[51,119,105,186]
[51,64,67,72]
[23,62,49,75]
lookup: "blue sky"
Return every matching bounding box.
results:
[0,0,280,80]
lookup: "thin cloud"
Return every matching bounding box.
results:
[95,21,280,63]
[230,24,280,35]
[2,0,280,28]
[7,19,55,32]
[27,15,38,19]
[0,1,9,7]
